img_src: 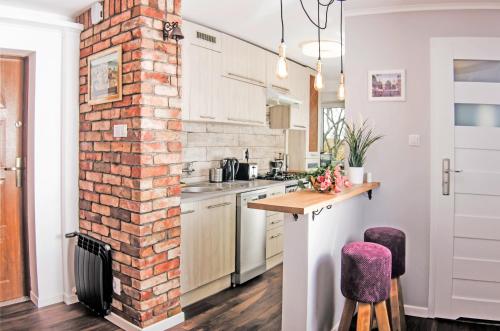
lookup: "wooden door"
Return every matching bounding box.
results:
[0,57,26,302]
[430,38,500,321]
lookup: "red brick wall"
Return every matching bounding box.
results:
[76,0,182,327]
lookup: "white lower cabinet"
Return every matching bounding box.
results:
[180,194,236,305]
[265,185,285,269]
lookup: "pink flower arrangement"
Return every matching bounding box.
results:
[309,165,352,193]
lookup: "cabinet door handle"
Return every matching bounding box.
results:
[228,117,264,125]
[270,220,281,225]
[270,233,282,239]
[181,210,195,215]
[293,125,306,129]
[207,202,232,209]
[227,72,264,85]
[200,115,216,119]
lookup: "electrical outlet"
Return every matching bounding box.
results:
[113,124,128,138]
[113,276,121,295]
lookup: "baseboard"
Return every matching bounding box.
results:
[0,296,30,307]
[30,291,38,306]
[63,292,78,305]
[30,291,64,308]
[106,311,185,331]
[404,305,430,318]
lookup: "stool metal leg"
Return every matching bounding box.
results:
[389,278,401,331]
[374,301,391,331]
[397,278,407,331]
[357,303,372,331]
[339,299,356,331]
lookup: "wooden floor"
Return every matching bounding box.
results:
[1,264,499,330]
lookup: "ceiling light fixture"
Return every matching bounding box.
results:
[296,0,343,91]
[301,40,342,59]
[276,0,288,79]
[337,0,345,101]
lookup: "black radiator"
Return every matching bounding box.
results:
[65,232,112,316]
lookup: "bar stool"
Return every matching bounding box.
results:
[338,242,392,331]
[365,227,406,331]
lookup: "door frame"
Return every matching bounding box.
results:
[429,37,500,319]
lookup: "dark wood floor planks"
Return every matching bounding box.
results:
[1,264,499,330]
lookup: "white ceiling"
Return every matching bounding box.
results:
[184,0,496,90]
[0,0,94,17]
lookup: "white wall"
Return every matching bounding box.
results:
[0,4,81,307]
[345,9,500,310]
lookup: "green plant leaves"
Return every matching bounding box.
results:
[344,119,383,167]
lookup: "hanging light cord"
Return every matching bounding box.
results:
[340,0,343,73]
[317,1,321,60]
[299,0,335,30]
[280,0,285,43]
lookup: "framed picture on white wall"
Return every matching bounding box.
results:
[368,69,406,101]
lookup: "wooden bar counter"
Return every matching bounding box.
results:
[248,182,380,215]
[248,182,381,331]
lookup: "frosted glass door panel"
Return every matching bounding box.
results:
[455,103,500,127]
[454,60,500,83]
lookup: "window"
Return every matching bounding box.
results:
[321,107,345,166]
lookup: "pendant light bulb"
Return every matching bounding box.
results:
[314,60,324,91]
[276,42,288,79]
[337,73,345,101]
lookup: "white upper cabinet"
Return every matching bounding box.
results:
[223,77,266,125]
[266,52,291,93]
[289,63,310,130]
[182,21,223,122]
[222,34,266,86]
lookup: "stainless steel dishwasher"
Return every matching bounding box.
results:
[232,188,268,285]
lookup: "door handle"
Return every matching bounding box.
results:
[3,157,24,188]
[442,158,461,196]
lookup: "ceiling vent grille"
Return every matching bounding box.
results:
[196,31,216,44]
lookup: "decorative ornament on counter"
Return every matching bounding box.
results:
[300,164,351,194]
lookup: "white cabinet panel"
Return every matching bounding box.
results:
[180,195,236,294]
[223,77,266,125]
[187,44,223,122]
[222,34,266,86]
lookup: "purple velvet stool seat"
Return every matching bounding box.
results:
[365,227,407,331]
[364,227,406,278]
[341,242,392,303]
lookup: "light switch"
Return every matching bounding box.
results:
[113,124,128,138]
[408,134,421,147]
[113,276,121,295]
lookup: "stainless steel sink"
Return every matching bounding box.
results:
[182,186,224,193]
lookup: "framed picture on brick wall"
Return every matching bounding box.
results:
[88,45,122,105]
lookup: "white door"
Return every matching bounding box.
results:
[430,38,500,321]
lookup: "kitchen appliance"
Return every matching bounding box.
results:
[258,171,296,182]
[221,158,239,182]
[209,168,223,183]
[65,232,112,316]
[236,163,258,181]
[233,189,268,285]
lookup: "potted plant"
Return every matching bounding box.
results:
[344,119,383,184]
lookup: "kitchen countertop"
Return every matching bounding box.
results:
[247,182,380,215]
[181,179,299,203]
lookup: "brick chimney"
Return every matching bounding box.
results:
[76,0,182,328]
